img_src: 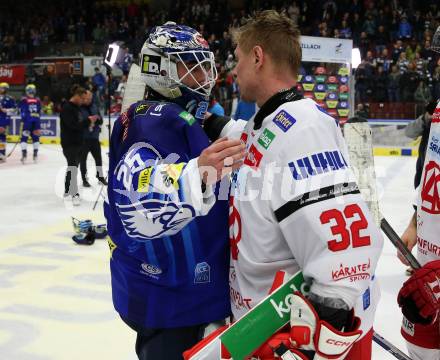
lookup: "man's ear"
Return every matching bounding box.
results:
[253,46,264,69]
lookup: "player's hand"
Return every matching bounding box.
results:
[88,115,99,123]
[198,137,246,185]
[398,260,440,324]
[398,221,417,265]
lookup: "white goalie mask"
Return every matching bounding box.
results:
[139,22,218,100]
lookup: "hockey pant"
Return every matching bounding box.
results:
[62,145,82,196]
[80,138,104,181]
[21,119,40,153]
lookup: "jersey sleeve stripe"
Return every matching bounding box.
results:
[274,182,360,222]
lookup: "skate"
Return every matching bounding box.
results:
[83,179,91,188]
[72,193,81,206]
[21,150,27,164]
[33,150,38,163]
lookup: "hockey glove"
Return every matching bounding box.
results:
[251,332,308,360]
[398,259,440,324]
[289,292,362,360]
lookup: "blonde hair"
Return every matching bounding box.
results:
[233,10,301,76]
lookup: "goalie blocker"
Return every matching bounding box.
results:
[184,271,372,360]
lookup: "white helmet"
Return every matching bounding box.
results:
[139,22,217,100]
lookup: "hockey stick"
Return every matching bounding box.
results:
[372,332,412,360]
[6,139,19,158]
[343,120,414,359]
[92,179,107,211]
[380,217,421,270]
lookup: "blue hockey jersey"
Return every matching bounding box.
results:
[0,95,16,127]
[104,100,231,329]
[19,97,41,122]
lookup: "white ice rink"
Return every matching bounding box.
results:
[0,144,417,359]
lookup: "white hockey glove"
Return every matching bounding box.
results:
[289,292,362,360]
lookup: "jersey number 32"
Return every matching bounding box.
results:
[320,204,371,252]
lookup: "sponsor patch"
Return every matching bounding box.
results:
[363,287,371,310]
[137,167,153,192]
[161,163,185,189]
[141,263,162,275]
[194,262,210,283]
[135,103,150,115]
[402,316,415,336]
[244,144,263,168]
[257,128,275,149]
[273,110,296,132]
[141,54,161,75]
[107,237,117,259]
[179,111,196,126]
[289,150,348,181]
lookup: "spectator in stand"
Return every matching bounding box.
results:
[392,39,405,63]
[42,96,54,115]
[374,48,392,73]
[414,52,427,78]
[388,65,401,102]
[116,74,127,98]
[406,40,422,62]
[76,17,86,43]
[362,14,376,39]
[92,23,106,44]
[397,52,409,74]
[414,80,432,111]
[398,16,412,40]
[117,46,133,76]
[67,20,76,43]
[358,31,370,58]
[374,66,388,102]
[375,25,389,54]
[92,67,106,99]
[400,62,420,102]
[339,20,352,39]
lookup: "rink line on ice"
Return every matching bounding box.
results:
[0,215,135,360]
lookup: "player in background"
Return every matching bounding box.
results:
[202,11,384,359]
[398,26,440,360]
[19,84,41,163]
[0,82,16,162]
[104,23,245,359]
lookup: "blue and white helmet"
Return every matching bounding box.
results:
[25,84,37,96]
[140,22,217,99]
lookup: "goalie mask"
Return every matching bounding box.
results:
[139,22,217,106]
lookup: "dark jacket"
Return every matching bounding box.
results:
[80,103,103,140]
[60,101,90,147]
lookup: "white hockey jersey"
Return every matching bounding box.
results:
[416,101,440,266]
[220,94,384,334]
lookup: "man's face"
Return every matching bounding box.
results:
[177,61,210,92]
[232,45,257,102]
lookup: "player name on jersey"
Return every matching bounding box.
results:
[288,149,348,180]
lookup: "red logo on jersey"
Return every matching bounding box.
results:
[229,196,242,260]
[244,144,263,169]
[421,161,440,214]
[240,132,248,144]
